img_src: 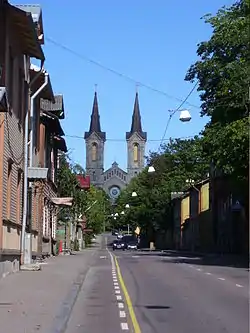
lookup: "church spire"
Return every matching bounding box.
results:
[126,92,147,140]
[89,91,101,133]
[84,91,106,141]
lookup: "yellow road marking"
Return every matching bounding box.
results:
[114,256,141,333]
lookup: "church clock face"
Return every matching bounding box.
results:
[109,186,121,199]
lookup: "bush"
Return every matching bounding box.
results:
[73,238,80,251]
[85,234,92,247]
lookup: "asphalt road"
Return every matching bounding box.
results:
[65,234,128,333]
[114,248,249,332]
[65,234,249,333]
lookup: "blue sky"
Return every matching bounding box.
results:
[15,0,236,171]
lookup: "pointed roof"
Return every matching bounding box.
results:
[126,92,147,140]
[84,92,106,141]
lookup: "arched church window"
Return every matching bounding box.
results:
[91,143,97,161]
[133,143,139,163]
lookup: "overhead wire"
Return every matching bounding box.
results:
[46,36,199,109]
[158,82,199,151]
[45,36,200,156]
[64,134,195,142]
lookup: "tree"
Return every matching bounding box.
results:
[57,153,112,239]
[116,137,209,238]
[185,0,249,123]
[185,0,249,180]
[85,186,111,234]
[72,163,85,175]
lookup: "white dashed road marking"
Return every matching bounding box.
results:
[118,302,124,309]
[107,248,130,331]
[121,322,129,330]
[119,310,126,318]
[187,264,246,289]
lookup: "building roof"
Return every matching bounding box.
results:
[30,65,54,101]
[15,4,41,23]
[76,175,90,190]
[54,136,67,153]
[7,4,44,60]
[40,110,64,136]
[126,92,147,140]
[15,4,44,44]
[40,95,65,119]
[104,161,128,175]
[84,92,106,141]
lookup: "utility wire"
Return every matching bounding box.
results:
[64,134,194,142]
[158,82,199,151]
[46,36,199,109]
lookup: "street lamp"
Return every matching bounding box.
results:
[148,166,155,173]
[179,109,192,122]
[186,179,199,193]
[132,191,138,197]
[150,109,192,172]
[186,179,195,185]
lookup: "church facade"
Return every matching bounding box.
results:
[84,92,147,201]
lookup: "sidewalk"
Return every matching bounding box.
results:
[0,248,98,333]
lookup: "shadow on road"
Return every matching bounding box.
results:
[137,250,249,269]
[144,305,171,310]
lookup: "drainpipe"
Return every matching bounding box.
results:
[29,72,48,168]
[21,60,47,265]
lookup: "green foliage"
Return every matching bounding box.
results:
[186,0,249,182]
[85,186,111,234]
[202,117,249,179]
[56,153,111,233]
[185,0,250,123]
[85,233,92,247]
[73,238,80,251]
[116,137,209,236]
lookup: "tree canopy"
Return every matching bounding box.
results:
[113,0,249,240]
[185,0,249,123]
[185,0,249,181]
[57,153,111,233]
[115,137,209,237]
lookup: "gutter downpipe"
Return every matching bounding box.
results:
[21,61,47,265]
[29,72,48,168]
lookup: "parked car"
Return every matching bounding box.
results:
[117,234,123,239]
[127,240,138,250]
[113,240,126,251]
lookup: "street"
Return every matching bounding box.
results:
[0,234,248,333]
[66,234,249,332]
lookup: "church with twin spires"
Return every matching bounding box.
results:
[84,91,147,201]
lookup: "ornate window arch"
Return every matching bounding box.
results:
[133,143,139,163]
[91,142,98,161]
